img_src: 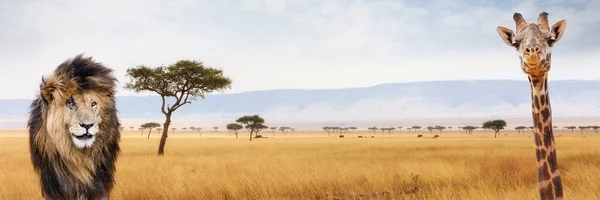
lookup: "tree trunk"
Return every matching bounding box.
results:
[147,130,152,139]
[494,131,498,138]
[235,132,238,139]
[158,114,172,155]
[249,130,253,141]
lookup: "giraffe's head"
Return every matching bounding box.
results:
[496,12,567,76]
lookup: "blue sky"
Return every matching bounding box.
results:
[1,0,599,99]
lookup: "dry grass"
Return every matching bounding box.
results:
[1,130,599,200]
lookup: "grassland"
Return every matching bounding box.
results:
[1,130,599,200]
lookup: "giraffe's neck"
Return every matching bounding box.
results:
[528,73,563,200]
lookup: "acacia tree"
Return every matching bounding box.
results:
[515,126,527,134]
[141,122,161,139]
[138,127,146,136]
[236,115,267,141]
[591,125,600,133]
[482,119,507,138]
[278,126,291,137]
[462,126,476,135]
[564,126,576,133]
[434,125,446,133]
[348,127,357,133]
[226,123,243,139]
[125,59,232,155]
[367,127,378,134]
[411,126,422,132]
[578,126,590,134]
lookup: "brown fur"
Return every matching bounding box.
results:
[27,54,121,200]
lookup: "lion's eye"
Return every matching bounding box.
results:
[66,97,76,108]
[91,102,97,108]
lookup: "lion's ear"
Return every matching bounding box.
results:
[40,76,60,103]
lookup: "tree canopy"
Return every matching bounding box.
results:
[125,59,232,155]
[236,115,267,141]
[226,123,243,139]
[482,119,507,138]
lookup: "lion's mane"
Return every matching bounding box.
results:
[27,54,121,200]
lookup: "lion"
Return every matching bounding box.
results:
[27,54,121,200]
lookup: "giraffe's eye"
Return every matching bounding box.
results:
[91,102,97,108]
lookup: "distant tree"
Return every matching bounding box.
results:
[119,126,125,131]
[170,127,176,136]
[270,127,277,135]
[138,127,146,136]
[125,59,232,155]
[411,126,422,132]
[213,127,219,132]
[515,126,527,134]
[323,127,332,136]
[591,125,600,133]
[482,119,507,138]
[226,123,243,139]
[426,126,434,134]
[141,122,161,139]
[578,126,590,134]
[447,126,453,131]
[348,127,357,133]
[182,127,187,132]
[564,126,576,133]
[236,115,267,141]
[129,126,135,131]
[381,127,395,134]
[462,126,476,135]
[367,127,378,134]
[192,127,202,136]
[397,126,403,131]
[434,125,446,133]
[278,127,291,137]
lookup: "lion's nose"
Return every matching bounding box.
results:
[79,123,94,130]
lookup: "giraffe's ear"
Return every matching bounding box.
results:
[496,26,518,49]
[549,19,567,47]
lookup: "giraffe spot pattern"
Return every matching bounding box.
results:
[547,150,559,172]
[540,94,546,105]
[536,148,546,162]
[553,176,563,197]
[539,162,551,180]
[541,108,550,122]
[543,127,553,148]
[534,133,543,147]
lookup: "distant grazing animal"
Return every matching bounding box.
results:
[496,12,567,199]
[370,136,375,138]
[27,55,121,200]
[417,134,423,138]
[358,136,363,138]
[339,135,344,138]
[433,135,439,138]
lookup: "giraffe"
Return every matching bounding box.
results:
[496,12,567,200]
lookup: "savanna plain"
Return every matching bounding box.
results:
[1,130,599,200]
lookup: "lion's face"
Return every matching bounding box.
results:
[51,91,104,149]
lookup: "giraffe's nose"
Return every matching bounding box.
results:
[525,46,541,54]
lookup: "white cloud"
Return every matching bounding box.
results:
[0,0,599,100]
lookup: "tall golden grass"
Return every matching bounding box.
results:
[1,130,599,200]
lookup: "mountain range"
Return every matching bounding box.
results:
[2,80,600,129]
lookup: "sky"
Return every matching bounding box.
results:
[1,0,599,99]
